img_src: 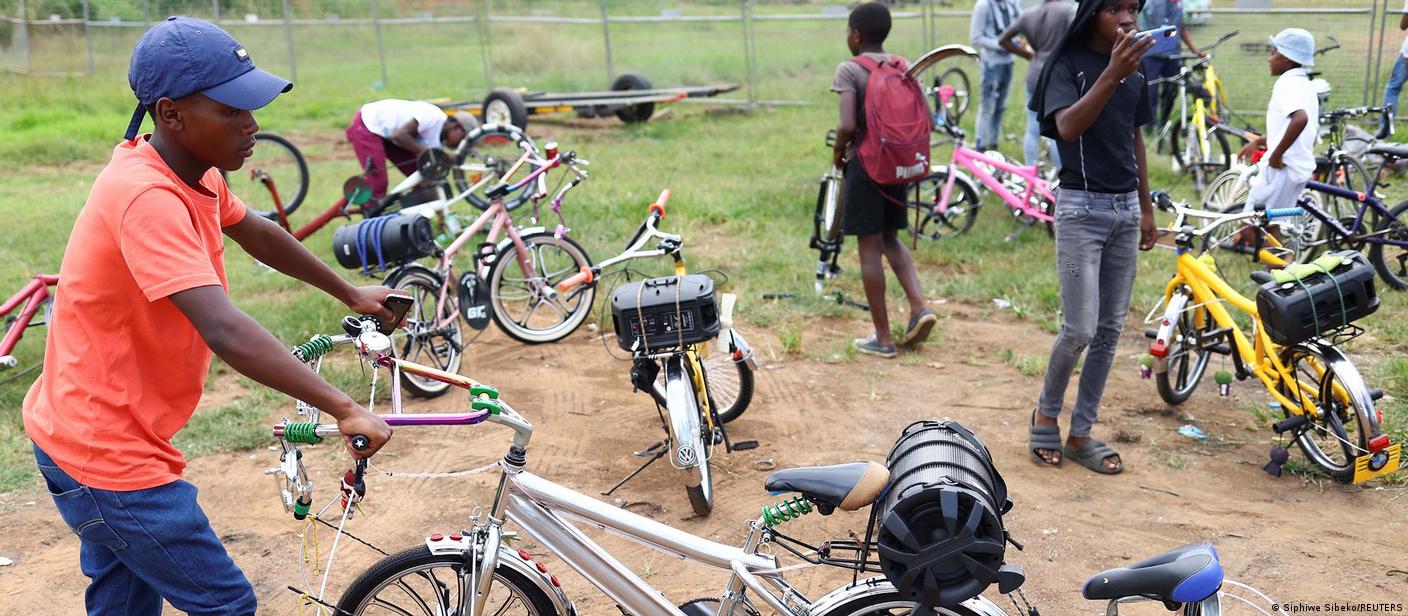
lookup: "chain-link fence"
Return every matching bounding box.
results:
[0,0,1404,120]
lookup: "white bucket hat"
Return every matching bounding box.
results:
[1270,28,1315,67]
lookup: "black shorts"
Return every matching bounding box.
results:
[842,156,909,235]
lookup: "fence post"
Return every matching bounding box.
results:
[1373,1,1391,108]
[142,0,149,26]
[477,0,493,86]
[1367,0,1381,107]
[280,0,296,82]
[601,0,613,82]
[19,0,30,74]
[740,0,757,106]
[213,0,219,22]
[372,0,388,87]
[82,0,94,75]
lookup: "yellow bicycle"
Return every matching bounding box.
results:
[1149,31,1239,194]
[1143,194,1400,484]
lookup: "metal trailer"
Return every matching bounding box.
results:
[431,72,738,130]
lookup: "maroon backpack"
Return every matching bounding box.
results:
[851,54,933,185]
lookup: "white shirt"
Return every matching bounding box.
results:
[359,100,448,148]
[1400,0,1408,57]
[1262,68,1319,180]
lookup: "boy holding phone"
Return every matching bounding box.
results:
[24,18,394,614]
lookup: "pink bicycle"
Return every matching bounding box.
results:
[911,84,1056,242]
[381,143,593,397]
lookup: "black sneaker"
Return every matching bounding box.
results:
[853,334,898,358]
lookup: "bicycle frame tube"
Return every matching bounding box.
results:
[500,471,777,616]
[0,275,57,359]
[1305,180,1408,247]
[1172,254,1325,414]
[946,147,1054,220]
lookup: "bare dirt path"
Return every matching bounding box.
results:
[0,303,1403,614]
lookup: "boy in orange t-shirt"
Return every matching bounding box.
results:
[23,17,393,615]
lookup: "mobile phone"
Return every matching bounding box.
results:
[378,293,414,335]
[1134,26,1177,40]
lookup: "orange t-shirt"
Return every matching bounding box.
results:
[23,136,247,491]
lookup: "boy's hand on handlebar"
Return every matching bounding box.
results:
[338,409,392,458]
[344,286,397,324]
[832,148,846,170]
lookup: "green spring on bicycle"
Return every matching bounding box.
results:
[283,422,323,445]
[292,335,333,363]
[761,496,813,526]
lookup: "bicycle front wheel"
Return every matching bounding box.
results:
[335,546,562,616]
[1369,199,1408,289]
[1155,296,1215,405]
[385,266,463,398]
[936,67,972,123]
[1278,344,1372,482]
[487,232,594,344]
[666,356,713,516]
[911,171,980,240]
[703,348,754,424]
[227,132,309,220]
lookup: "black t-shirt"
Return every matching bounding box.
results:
[1041,46,1151,194]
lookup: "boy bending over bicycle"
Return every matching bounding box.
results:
[347,98,477,202]
[1238,29,1319,214]
[23,18,393,615]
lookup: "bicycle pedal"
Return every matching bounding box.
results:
[731,440,759,451]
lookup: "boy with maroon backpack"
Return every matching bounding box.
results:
[830,2,937,358]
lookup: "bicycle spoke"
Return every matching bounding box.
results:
[368,597,420,616]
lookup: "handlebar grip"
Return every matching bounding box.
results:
[350,435,370,451]
[556,267,595,293]
[1266,207,1305,220]
[650,189,671,217]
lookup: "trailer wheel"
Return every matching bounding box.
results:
[611,72,655,123]
[482,88,529,130]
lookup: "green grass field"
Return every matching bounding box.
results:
[0,10,1405,491]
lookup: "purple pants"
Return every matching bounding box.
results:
[346,110,418,199]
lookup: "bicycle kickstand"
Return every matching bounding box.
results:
[1005,217,1038,243]
[601,440,669,496]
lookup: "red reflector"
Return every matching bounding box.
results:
[449,533,462,541]
[536,562,548,573]
[1369,434,1390,453]
[1377,408,1384,425]
[550,575,560,587]
[732,350,743,361]
[430,533,444,542]
[1149,339,1169,358]
[519,549,532,561]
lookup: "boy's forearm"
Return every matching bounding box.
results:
[211,312,360,420]
[232,214,357,305]
[1270,112,1309,160]
[1053,73,1121,142]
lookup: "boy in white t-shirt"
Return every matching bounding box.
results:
[345,99,476,200]
[1239,29,1319,213]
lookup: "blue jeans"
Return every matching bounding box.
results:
[33,444,256,616]
[1383,54,1408,114]
[1037,189,1141,437]
[1024,82,1060,169]
[976,61,1013,151]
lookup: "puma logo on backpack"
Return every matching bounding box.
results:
[851,54,934,186]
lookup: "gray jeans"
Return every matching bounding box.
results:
[1037,188,1141,437]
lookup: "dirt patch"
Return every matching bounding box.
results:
[0,303,1402,614]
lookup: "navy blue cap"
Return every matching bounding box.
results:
[125,16,292,140]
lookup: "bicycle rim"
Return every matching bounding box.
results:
[236,133,308,219]
[488,233,594,344]
[453,125,541,212]
[702,350,752,424]
[336,548,557,616]
[389,268,462,398]
[1156,300,1214,405]
[1370,199,1408,289]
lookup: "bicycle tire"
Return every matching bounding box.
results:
[703,348,753,424]
[1368,198,1408,289]
[486,232,594,344]
[1172,120,1230,194]
[335,546,561,616]
[224,132,309,221]
[1154,296,1215,405]
[1277,344,1372,482]
[452,124,542,212]
[384,266,463,398]
[911,171,980,240]
[809,587,982,616]
[814,171,845,248]
[936,67,972,124]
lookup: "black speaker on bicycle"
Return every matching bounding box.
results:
[874,419,1021,609]
[331,213,437,272]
